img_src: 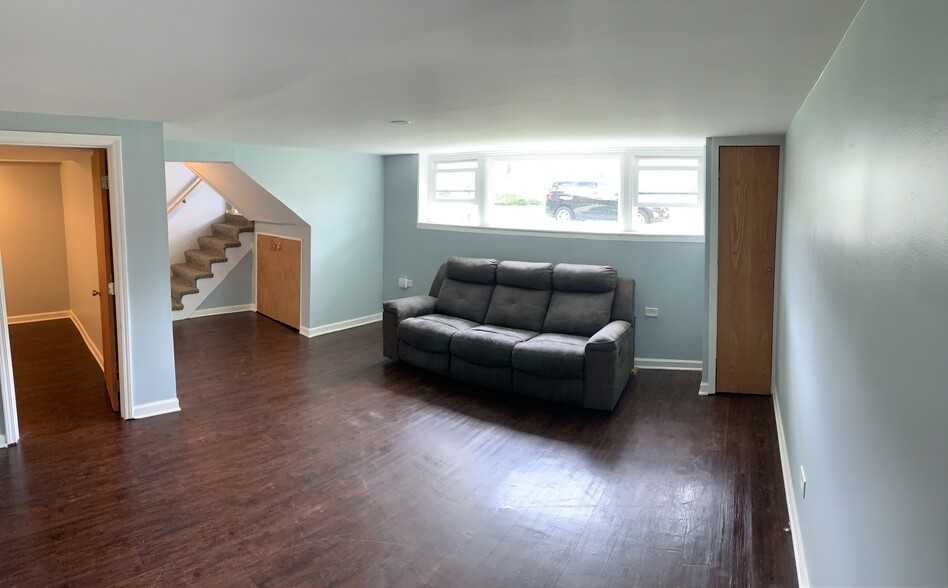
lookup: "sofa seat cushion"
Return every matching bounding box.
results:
[511,333,588,379]
[397,314,479,353]
[450,325,539,367]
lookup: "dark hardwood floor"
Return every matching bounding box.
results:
[0,314,797,587]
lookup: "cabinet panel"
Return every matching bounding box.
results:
[256,234,301,329]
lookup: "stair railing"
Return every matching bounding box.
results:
[167,177,203,215]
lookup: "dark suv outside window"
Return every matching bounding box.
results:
[544,181,669,224]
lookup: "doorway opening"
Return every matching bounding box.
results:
[0,132,132,446]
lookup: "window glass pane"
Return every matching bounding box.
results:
[636,167,699,207]
[427,201,479,225]
[487,157,621,232]
[632,205,703,235]
[638,169,698,194]
[638,158,699,168]
[435,170,475,195]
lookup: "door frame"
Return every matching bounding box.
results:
[703,135,785,396]
[0,131,133,444]
[253,231,303,331]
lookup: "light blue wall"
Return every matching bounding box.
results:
[0,111,177,424]
[166,141,384,329]
[165,140,234,163]
[776,1,948,585]
[383,155,705,361]
[196,252,254,310]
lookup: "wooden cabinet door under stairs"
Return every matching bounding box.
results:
[255,233,301,329]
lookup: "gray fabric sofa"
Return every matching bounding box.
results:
[382,257,636,411]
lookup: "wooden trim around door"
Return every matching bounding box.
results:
[704,135,784,397]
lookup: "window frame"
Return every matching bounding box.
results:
[419,147,705,241]
[630,154,703,209]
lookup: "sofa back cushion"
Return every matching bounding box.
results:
[434,257,499,323]
[542,264,617,337]
[484,261,553,331]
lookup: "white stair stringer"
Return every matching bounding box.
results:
[171,231,254,321]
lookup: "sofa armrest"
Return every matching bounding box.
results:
[382,295,437,359]
[584,320,634,411]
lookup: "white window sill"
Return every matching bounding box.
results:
[416,222,705,243]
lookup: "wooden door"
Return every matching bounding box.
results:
[716,146,779,394]
[256,234,301,329]
[91,149,120,411]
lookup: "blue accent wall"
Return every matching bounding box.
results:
[383,154,705,362]
[776,1,948,585]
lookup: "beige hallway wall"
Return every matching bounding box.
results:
[61,154,103,359]
[0,162,71,316]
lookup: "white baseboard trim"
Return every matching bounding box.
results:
[772,385,809,587]
[698,381,712,395]
[188,304,256,319]
[633,357,703,371]
[0,434,6,448]
[300,312,383,338]
[68,312,104,371]
[131,398,181,419]
[7,310,72,325]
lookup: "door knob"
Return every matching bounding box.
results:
[765,267,773,273]
[92,289,100,296]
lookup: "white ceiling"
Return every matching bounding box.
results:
[0,0,863,154]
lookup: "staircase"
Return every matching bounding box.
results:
[171,213,254,311]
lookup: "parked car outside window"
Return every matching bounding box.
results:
[544,181,669,224]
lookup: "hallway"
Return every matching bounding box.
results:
[9,319,116,438]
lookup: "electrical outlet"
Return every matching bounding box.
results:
[398,278,411,289]
[644,307,659,317]
[406,279,413,288]
[800,465,807,499]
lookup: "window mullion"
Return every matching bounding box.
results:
[621,153,633,232]
[476,154,488,226]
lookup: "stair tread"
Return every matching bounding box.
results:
[171,262,213,282]
[185,248,227,265]
[171,276,199,295]
[224,213,255,231]
[211,223,242,240]
[198,235,241,249]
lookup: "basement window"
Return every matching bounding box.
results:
[419,149,704,239]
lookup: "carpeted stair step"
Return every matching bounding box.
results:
[171,262,213,286]
[225,213,255,232]
[171,276,199,311]
[211,222,242,241]
[196,235,237,257]
[184,248,227,272]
